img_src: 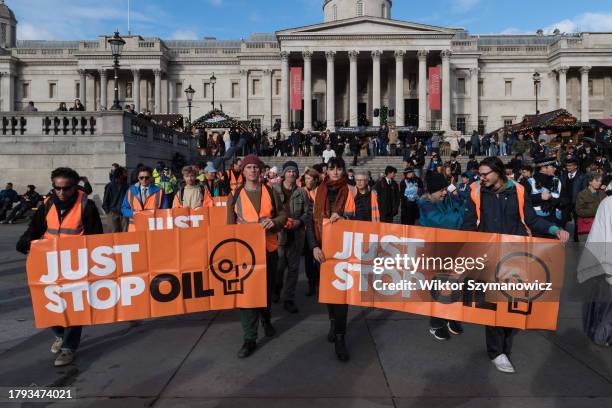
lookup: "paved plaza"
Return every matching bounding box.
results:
[0,222,611,407]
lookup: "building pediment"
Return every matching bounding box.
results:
[276,17,461,38]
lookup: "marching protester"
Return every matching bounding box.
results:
[302,167,320,296]
[201,162,228,198]
[227,158,244,193]
[399,167,423,225]
[306,157,356,361]
[463,157,569,373]
[374,166,400,223]
[418,172,465,341]
[353,170,380,222]
[102,166,129,232]
[173,165,212,209]
[575,172,606,240]
[121,166,168,231]
[16,167,103,366]
[226,155,287,358]
[273,161,309,313]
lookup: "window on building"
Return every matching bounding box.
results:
[456,117,466,134]
[1,24,6,47]
[252,78,261,96]
[504,80,512,97]
[592,78,604,97]
[231,82,239,98]
[175,82,183,99]
[504,118,513,127]
[22,82,30,99]
[333,4,338,21]
[478,118,486,134]
[356,0,364,17]
[275,79,281,96]
[457,78,466,94]
[126,82,133,99]
[75,82,80,99]
[478,80,484,97]
[203,82,210,99]
[48,82,57,99]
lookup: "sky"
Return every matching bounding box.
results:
[8,0,612,41]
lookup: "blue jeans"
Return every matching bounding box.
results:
[499,141,507,156]
[52,326,82,352]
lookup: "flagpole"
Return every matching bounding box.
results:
[127,0,131,35]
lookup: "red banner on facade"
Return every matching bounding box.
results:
[429,66,441,111]
[290,67,303,110]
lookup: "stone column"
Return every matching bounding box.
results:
[547,71,557,111]
[325,50,336,131]
[441,49,452,131]
[303,51,313,131]
[168,75,175,114]
[263,69,272,130]
[132,69,141,113]
[99,70,108,110]
[280,51,290,133]
[469,67,479,133]
[372,50,382,127]
[348,50,359,127]
[580,66,591,122]
[558,66,568,109]
[1,71,14,111]
[240,69,249,120]
[418,50,428,130]
[394,50,405,127]
[78,69,87,108]
[153,69,162,114]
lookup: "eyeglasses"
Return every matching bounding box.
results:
[479,170,494,178]
[138,176,151,180]
[53,185,75,192]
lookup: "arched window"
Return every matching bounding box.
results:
[356,0,364,17]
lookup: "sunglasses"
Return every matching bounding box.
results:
[139,176,151,180]
[53,185,75,192]
[478,170,494,178]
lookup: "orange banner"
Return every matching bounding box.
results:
[26,223,266,328]
[319,220,564,330]
[133,207,227,231]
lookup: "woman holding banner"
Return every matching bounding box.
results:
[227,155,287,359]
[418,172,465,341]
[463,157,569,373]
[306,157,357,362]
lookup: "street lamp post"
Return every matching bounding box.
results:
[184,84,195,129]
[533,72,541,115]
[210,72,217,111]
[108,31,126,111]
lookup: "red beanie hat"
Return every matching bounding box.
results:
[240,155,265,172]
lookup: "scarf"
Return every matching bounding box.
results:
[313,176,349,244]
[50,190,80,219]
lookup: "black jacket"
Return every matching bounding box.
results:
[374,177,400,219]
[102,181,129,214]
[560,171,588,204]
[463,181,557,237]
[16,197,103,254]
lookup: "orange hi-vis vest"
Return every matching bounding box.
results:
[469,180,532,237]
[304,187,316,203]
[172,185,213,209]
[348,186,380,222]
[127,187,164,231]
[43,190,87,239]
[234,185,278,252]
[313,185,357,219]
[227,170,243,192]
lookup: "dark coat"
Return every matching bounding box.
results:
[374,177,400,220]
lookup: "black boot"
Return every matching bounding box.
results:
[262,319,276,338]
[237,341,257,358]
[327,319,336,343]
[306,281,316,297]
[334,334,350,362]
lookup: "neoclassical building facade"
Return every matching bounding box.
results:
[0,0,611,134]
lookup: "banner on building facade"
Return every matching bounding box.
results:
[319,220,564,330]
[26,222,266,328]
[290,67,303,110]
[429,67,441,111]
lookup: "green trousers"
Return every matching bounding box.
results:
[240,251,278,341]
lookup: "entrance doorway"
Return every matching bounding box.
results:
[405,99,418,127]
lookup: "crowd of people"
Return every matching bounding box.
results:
[6,139,612,371]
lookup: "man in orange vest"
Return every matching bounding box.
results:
[226,158,243,193]
[16,167,103,367]
[353,170,381,222]
[173,165,213,208]
[306,157,356,362]
[227,154,287,358]
[463,157,569,374]
[121,166,168,230]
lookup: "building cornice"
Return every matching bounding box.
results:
[277,34,455,41]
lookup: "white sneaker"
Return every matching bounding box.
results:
[491,353,516,373]
[50,337,63,354]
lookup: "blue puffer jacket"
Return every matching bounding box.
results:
[417,194,464,230]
